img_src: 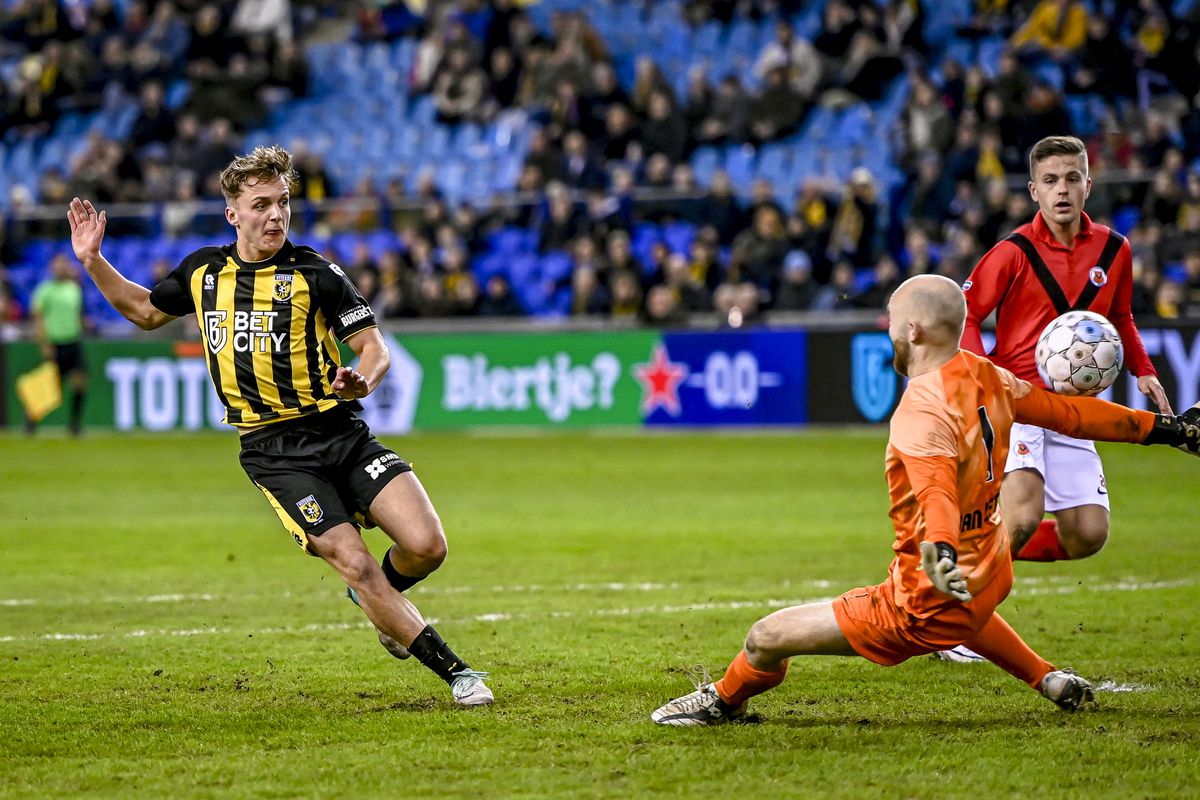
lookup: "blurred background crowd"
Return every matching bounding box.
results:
[2,0,1200,334]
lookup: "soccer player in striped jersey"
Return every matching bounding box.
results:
[67,145,493,707]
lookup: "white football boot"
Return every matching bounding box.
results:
[450,669,495,706]
[651,683,745,726]
[930,645,988,663]
[1040,668,1096,711]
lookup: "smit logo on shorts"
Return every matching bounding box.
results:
[364,453,402,480]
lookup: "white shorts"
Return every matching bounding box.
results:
[1005,421,1110,512]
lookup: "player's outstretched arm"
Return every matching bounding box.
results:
[68,197,175,330]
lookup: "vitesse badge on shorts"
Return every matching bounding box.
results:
[296,494,323,524]
[273,273,294,302]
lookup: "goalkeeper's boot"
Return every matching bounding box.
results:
[651,683,745,726]
[450,669,494,706]
[345,587,411,660]
[1040,668,1096,711]
[931,645,988,663]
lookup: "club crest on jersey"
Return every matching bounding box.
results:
[204,310,228,352]
[1016,441,1030,456]
[296,495,324,524]
[273,273,294,302]
[1089,266,1108,287]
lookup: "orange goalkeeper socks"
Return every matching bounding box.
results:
[1015,519,1070,562]
[714,649,789,707]
[964,612,1054,689]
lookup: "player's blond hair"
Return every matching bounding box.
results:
[1028,136,1088,180]
[219,145,299,203]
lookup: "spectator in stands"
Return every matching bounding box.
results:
[827,167,880,268]
[1010,0,1088,61]
[433,47,487,124]
[695,74,750,145]
[536,182,586,252]
[901,77,954,171]
[640,92,687,165]
[748,66,805,144]
[713,281,761,327]
[630,55,673,118]
[265,39,310,101]
[570,265,611,315]
[903,151,953,230]
[643,284,687,326]
[836,22,904,103]
[848,255,901,309]
[1067,17,1133,99]
[1131,256,1160,316]
[485,47,522,112]
[1182,250,1200,315]
[754,20,822,102]
[131,81,177,149]
[991,51,1031,119]
[700,170,748,245]
[681,65,712,134]
[1143,169,1183,227]
[599,103,639,162]
[1017,84,1072,156]
[1155,278,1185,318]
[610,269,643,319]
[728,204,789,301]
[774,250,818,311]
[560,130,605,190]
[524,127,564,186]
[478,273,524,316]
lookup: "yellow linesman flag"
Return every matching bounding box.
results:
[16,361,62,423]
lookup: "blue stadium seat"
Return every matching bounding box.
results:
[662,222,695,255]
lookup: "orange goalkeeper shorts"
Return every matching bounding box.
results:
[832,557,1014,667]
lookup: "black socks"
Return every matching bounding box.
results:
[407,625,470,684]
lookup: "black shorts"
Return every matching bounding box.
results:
[238,406,413,553]
[53,342,84,376]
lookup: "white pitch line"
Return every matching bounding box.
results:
[1,576,1193,645]
[1094,681,1154,693]
[0,573,1154,609]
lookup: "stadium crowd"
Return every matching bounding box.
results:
[2,0,1200,329]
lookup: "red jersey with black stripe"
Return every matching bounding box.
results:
[961,211,1156,386]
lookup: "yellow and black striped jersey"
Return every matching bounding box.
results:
[148,240,377,429]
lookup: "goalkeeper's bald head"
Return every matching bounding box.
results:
[887,275,967,376]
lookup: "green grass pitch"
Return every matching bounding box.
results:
[1,430,1197,799]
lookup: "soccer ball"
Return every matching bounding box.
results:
[1035,310,1123,396]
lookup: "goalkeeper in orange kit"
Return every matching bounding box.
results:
[652,275,1199,725]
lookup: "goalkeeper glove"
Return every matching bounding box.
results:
[1141,403,1200,456]
[919,541,972,603]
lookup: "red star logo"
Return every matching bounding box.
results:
[634,344,688,416]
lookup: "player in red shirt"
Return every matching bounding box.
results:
[960,135,1171,573]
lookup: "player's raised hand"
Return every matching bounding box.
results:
[67,197,107,264]
[920,541,972,602]
[332,366,370,399]
[1138,375,1172,415]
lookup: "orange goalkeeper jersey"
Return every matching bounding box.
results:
[885,349,1154,618]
